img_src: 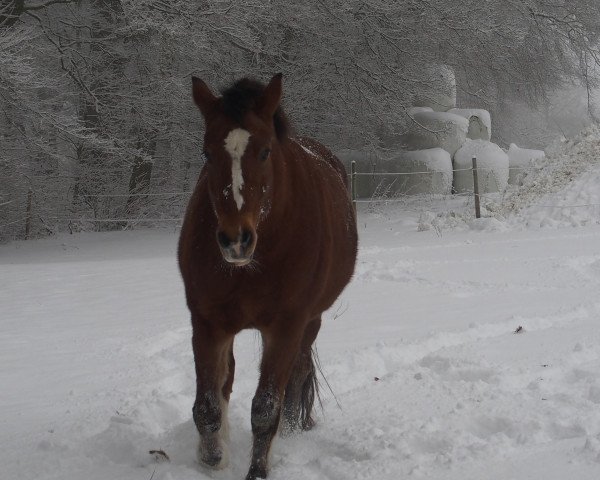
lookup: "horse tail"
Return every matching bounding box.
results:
[299,347,319,430]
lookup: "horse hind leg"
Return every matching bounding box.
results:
[281,348,318,434]
[282,317,322,434]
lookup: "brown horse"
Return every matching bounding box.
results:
[178,73,357,480]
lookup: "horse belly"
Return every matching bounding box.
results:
[303,174,357,315]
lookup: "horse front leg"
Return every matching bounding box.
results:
[246,322,305,480]
[191,321,233,470]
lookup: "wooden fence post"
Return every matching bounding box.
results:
[25,189,33,239]
[472,156,481,219]
[351,160,357,216]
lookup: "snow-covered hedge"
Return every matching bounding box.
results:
[453,140,509,193]
[448,108,491,141]
[507,144,545,185]
[404,111,468,156]
[501,124,600,227]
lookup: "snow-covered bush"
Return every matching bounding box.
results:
[453,140,509,193]
[501,124,600,227]
[404,111,468,156]
[507,144,545,185]
[448,108,491,141]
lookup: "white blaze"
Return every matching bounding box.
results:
[224,128,251,210]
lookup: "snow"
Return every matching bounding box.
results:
[454,139,509,193]
[508,143,545,168]
[404,111,468,156]
[502,124,600,227]
[507,143,545,185]
[3,194,600,479]
[447,108,491,141]
[516,164,600,228]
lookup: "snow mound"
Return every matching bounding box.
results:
[503,124,600,228]
[404,111,468,156]
[448,108,491,141]
[507,144,545,185]
[453,140,509,193]
[391,148,453,195]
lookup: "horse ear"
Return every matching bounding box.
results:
[258,73,283,120]
[192,76,218,117]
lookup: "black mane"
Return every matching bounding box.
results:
[221,77,291,141]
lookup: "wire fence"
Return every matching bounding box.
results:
[2,160,600,241]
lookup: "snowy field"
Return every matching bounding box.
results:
[3,192,600,480]
[3,127,600,480]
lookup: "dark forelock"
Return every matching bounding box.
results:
[220,77,290,141]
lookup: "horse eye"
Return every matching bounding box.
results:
[259,148,271,162]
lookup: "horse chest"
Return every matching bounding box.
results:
[198,266,316,333]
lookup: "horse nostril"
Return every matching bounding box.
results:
[217,231,232,249]
[240,229,254,248]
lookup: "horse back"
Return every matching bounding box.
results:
[294,137,349,189]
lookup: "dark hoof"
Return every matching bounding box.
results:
[280,415,315,437]
[197,438,228,470]
[246,464,267,480]
[200,451,222,468]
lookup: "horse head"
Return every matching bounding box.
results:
[191,74,285,266]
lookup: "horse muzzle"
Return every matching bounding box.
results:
[216,228,256,266]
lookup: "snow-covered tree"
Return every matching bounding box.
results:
[1,0,599,240]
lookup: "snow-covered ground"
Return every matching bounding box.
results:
[3,200,600,479]
[3,125,600,479]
